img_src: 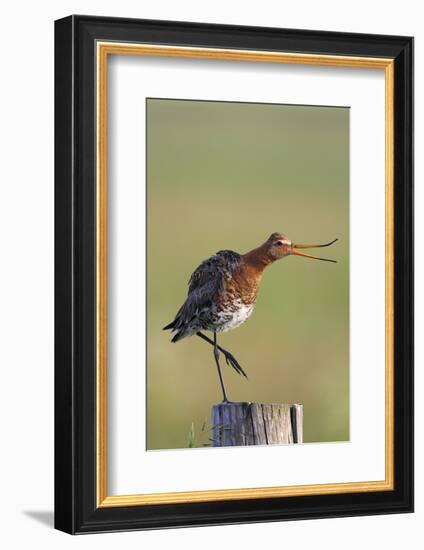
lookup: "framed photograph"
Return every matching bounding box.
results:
[54,15,413,534]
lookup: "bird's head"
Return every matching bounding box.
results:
[264,232,338,263]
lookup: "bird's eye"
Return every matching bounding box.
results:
[276,241,283,246]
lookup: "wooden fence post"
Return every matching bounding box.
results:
[211,402,303,446]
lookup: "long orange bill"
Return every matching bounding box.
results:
[293,238,338,249]
[292,238,338,263]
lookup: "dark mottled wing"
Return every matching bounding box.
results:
[163,250,241,342]
[188,250,241,292]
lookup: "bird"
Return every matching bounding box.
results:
[164,232,338,402]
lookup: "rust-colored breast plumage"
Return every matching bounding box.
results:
[223,263,262,306]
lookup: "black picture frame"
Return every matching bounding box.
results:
[55,15,413,534]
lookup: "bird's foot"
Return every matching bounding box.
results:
[222,350,248,379]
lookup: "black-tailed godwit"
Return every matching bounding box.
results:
[164,233,337,401]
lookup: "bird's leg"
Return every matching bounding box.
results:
[196,332,248,379]
[212,332,229,403]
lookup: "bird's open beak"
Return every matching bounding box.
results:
[291,238,338,263]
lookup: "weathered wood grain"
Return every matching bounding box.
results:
[212,402,303,446]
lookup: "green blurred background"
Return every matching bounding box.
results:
[146,98,349,450]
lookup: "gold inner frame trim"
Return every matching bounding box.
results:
[96,41,395,508]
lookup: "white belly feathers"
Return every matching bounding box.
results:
[215,301,255,333]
